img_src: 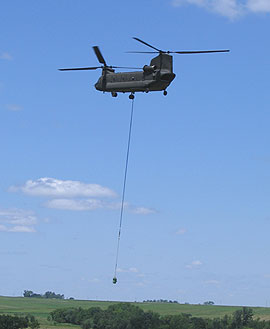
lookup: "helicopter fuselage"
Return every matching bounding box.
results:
[95,53,176,94]
[95,70,175,93]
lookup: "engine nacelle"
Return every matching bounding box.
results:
[143,65,156,73]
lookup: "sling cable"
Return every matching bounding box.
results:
[113,97,135,284]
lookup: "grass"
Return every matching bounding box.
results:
[1,296,270,328]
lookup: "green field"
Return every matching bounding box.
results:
[1,296,270,329]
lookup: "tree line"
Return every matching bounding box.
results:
[23,290,64,299]
[0,314,39,329]
[50,302,270,329]
[143,299,179,303]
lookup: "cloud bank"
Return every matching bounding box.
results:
[46,198,156,214]
[0,208,37,233]
[171,0,270,18]
[176,228,187,235]
[6,104,23,112]
[186,260,203,269]
[10,177,117,198]
[117,267,139,273]
[0,52,12,60]
[11,178,156,215]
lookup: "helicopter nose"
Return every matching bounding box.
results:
[95,82,101,91]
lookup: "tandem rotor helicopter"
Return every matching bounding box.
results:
[59,37,229,99]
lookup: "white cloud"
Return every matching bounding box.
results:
[81,277,101,283]
[10,177,117,198]
[46,198,104,211]
[171,0,270,18]
[106,202,157,214]
[0,224,8,232]
[0,209,37,226]
[135,282,146,287]
[45,198,156,215]
[176,228,187,235]
[116,268,125,273]
[0,52,12,60]
[9,226,36,233]
[186,260,203,269]
[6,104,23,111]
[204,279,220,284]
[129,267,139,273]
[130,206,156,215]
[192,260,202,265]
[117,267,139,273]
[11,178,156,215]
[247,0,270,12]
[90,278,101,283]
[0,208,37,233]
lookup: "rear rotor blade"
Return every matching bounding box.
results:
[93,46,106,65]
[133,37,162,52]
[171,50,230,54]
[59,66,101,71]
[126,51,159,54]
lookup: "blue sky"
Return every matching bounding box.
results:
[1,0,270,306]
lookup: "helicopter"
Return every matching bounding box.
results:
[59,37,230,99]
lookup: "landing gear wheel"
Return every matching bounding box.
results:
[163,90,168,96]
[129,93,135,100]
[111,92,118,97]
[113,277,117,284]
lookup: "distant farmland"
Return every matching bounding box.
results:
[1,296,270,329]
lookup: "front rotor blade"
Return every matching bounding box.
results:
[93,46,106,65]
[59,66,101,71]
[172,50,230,54]
[133,37,161,52]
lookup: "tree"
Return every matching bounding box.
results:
[44,291,64,299]
[81,319,93,329]
[23,291,42,298]
[0,315,29,329]
[232,310,243,329]
[231,307,254,329]
[242,307,253,326]
[23,290,64,299]
[23,290,33,297]
[26,315,40,329]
